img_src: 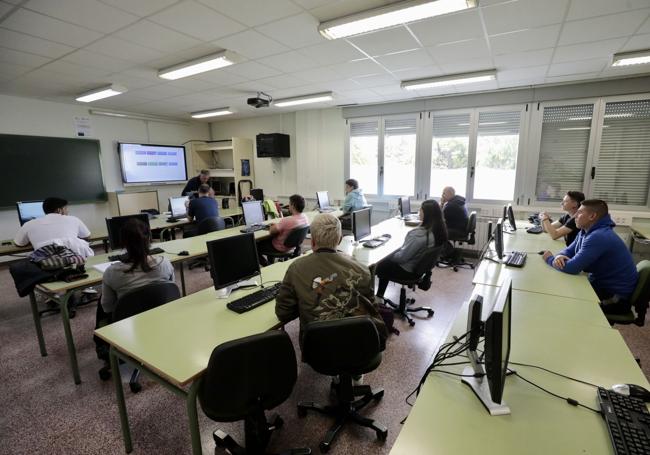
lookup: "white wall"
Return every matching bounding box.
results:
[0,94,210,240]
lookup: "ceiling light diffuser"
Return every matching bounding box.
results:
[191,108,233,119]
[76,84,127,102]
[401,70,496,90]
[274,92,334,107]
[319,0,477,40]
[612,49,650,67]
[159,51,235,80]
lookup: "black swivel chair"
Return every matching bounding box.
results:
[98,282,180,392]
[188,216,226,270]
[198,330,311,455]
[263,225,310,264]
[298,316,387,453]
[251,188,264,201]
[607,260,650,326]
[384,245,443,326]
[439,211,477,272]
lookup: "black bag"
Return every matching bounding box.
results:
[378,299,400,336]
[418,271,432,291]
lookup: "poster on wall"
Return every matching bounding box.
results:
[241,159,250,176]
[74,116,93,137]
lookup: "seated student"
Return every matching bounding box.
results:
[440,186,468,237]
[275,213,387,347]
[183,184,219,237]
[14,197,93,258]
[257,194,309,266]
[375,199,448,298]
[539,190,585,246]
[542,199,638,315]
[342,178,368,214]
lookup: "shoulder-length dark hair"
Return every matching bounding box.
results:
[420,199,448,247]
[121,219,152,273]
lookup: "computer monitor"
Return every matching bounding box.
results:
[399,196,411,217]
[169,196,188,218]
[207,233,260,297]
[106,213,150,250]
[242,200,265,227]
[493,218,504,260]
[506,203,517,231]
[352,207,371,242]
[316,191,331,210]
[16,201,45,226]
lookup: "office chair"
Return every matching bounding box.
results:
[251,188,264,201]
[98,282,180,392]
[188,216,226,270]
[298,316,387,453]
[198,330,311,455]
[341,205,372,233]
[606,260,650,326]
[383,245,443,327]
[438,211,477,272]
[263,225,310,264]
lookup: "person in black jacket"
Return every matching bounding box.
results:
[441,186,468,238]
[181,169,210,196]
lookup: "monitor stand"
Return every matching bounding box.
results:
[461,365,511,416]
[214,277,259,299]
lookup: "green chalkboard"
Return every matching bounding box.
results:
[0,134,106,208]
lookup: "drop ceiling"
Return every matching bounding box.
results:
[0,0,649,120]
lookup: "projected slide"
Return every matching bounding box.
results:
[119,143,187,184]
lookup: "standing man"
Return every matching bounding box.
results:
[181,169,210,196]
[541,199,638,315]
[440,186,468,237]
[14,197,93,258]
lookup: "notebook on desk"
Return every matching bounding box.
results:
[92,261,120,273]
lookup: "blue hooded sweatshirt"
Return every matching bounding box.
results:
[545,214,638,299]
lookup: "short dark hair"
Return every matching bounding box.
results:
[198,184,211,194]
[345,179,359,189]
[199,169,210,176]
[581,199,608,219]
[566,191,585,205]
[43,197,68,214]
[289,194,305,212]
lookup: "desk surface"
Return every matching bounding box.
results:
[631,220,650,239]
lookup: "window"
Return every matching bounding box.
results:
[430,113,470,200]
[349,120,378,195]
[383,118,417,196]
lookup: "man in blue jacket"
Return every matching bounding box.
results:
[542,199,638,315]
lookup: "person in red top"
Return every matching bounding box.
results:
[257,194,309,266]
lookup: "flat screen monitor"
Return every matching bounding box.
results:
[467,294,484,352]
[316,191,330,209]
[399,196,411,217]
[118,142,187,184]
[502,204,507,222]
[242,200,265,226]
[16,200,45,226]
[106,213,150,250]
[507,203,517,231]
[207,233,260,290]
[352,207,371,242]
[494,218,504,260]
[169,196,188,218]
[484,277,512,405]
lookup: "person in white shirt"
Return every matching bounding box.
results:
[13,197,94,258]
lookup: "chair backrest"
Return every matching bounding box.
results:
[250,188,264,201]
[197,216,225,235]
[412,245,444,278]
[466,211,477,244]
[283,225,310,250]
[631,260,650,323]
[302,316,381,376]
[198,330,297,422]
[112,281,180,322]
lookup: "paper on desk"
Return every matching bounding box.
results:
[92,261,120,273]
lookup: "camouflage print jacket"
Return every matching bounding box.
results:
[275,249,388,348]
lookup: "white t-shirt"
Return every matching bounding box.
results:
[14,213,94,258]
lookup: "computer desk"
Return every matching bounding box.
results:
[630,219,650,253]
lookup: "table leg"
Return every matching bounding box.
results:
[187,381,202,455]
[103,239,109,253]
[110,347,133,453]
[59,292,81,384]
[180,262,186,296]
[29,291,47,357]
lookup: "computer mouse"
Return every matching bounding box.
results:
[538,250,545,255]
[611,383,650,402]
[178,250,189,256]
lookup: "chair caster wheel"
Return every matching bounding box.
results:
[408,319,415,327]
[427,309,434,317]
[98,367,111,381]
[273,416,284,429]
[319,441,330,453]
[129,382,142,393]
[453,266,459,272]
[374,390,384,401]
[376,429,388,441]
[297,406,307,418]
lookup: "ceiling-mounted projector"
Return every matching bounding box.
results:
[247,91,272,108]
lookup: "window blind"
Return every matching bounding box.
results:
[350,120,378,137]
[432,113,470,138]
[384,117,416,136]
[477,111,520,135]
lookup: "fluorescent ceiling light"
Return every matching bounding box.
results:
[76,84,126,102]
[89,109,188,125]
[191,108,233,119]
[319,0,477,40]
[612,49,650,67]
[158,51,235,80]
[274,92,333,107]
[401,70,496,90]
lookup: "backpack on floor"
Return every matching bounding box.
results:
[377,298,400,336]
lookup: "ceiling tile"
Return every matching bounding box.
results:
[0,28,74,59]
[296,40,366,65]
[88,94,150,109]
[24,0,138,33]
[256,12,326,49]
[214,30,289,60]
[308,0,393,22]
[427,38,491,64]
[257,51,320,73]
[116,20,202,53]
[439,58,494,74]
[293,66,340,83]
[290,0,331,8]
[566,0,650,21]
[408,9,484,47]
[0,47,51,67]
[106,72,159,90]
[351,73,398,88]
[149,0,246,41]
[195,70,249,86]
[348,26,420,57]
[370,84,406,96]
[559,10,649,46]
[198,0,302,27]
[494,48,554,69]
[98,0,180,17]
[85,36,164,63]
[456,80,499,93]
[639,17,650,34]
[497,65,548,82]
[128,83,193,100]
[254,74,308,89]
[482,0,569,35]
[547,58,609,77]
[621,33,650,52]
[553,38,627,64]
[0,62,33,79]
[1,8,103,47]
[0,1,13,16]
[328,59,385,78]
[62,49,133,72]
[224,61,282,79]
[375,48,434,72]
[545,72,600,84]
[394,66,444,81]
[165,77,216,91]
[489,25,562,55]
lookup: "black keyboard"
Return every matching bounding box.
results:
[598,387,650,455]
[240,224,269,234]
[526,225,543,234]
[227,283,282,314]
[505,251,527,267]
[108,247,165,261]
